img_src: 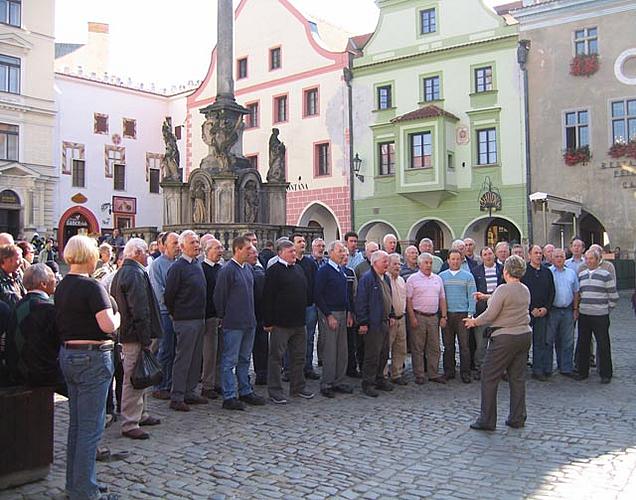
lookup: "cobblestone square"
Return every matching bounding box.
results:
[3,292,635,499]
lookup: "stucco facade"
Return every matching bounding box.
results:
[513,0,636,255]
[352,0,528,251]
[0,0,57,239]
[186,0,352,242]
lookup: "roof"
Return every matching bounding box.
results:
[391,105,460,124]
[349,33,373,50]
[55,43,84,59]
[495,1,524,15]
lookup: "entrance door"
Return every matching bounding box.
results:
[486,218,521,247]
[415,221,444,250]
[63,213,90,245]
[0,189,21,237]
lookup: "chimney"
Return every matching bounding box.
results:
[85,22,110,76]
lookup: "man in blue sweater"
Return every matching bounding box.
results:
[164,230,208,411]
[439,250,477,383]
[214,236,266,410]
[314,240,354,398]
[149,232,179,399]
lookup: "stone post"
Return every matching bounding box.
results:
[213,173,238,223]
[262,182,289,226]
[161,180,184,226]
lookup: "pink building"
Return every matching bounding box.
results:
[187,0,355,241]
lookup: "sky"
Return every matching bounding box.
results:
[55,0,509,89]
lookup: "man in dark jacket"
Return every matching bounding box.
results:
[111,238,163,439]
[164,231,209,411]
[355,250,394,397]
[0,243,26,308]
[470,246,504,380]
[249,245,268,385]
[200,238,223,399]
[5,264,65,394]
[263,240,314,404]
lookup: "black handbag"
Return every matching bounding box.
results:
[130,348,163,390]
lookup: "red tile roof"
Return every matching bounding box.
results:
[349,33,373,50]
[391,105,460,123]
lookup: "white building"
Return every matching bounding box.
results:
[0,0,57,239]
[187,0,356,241]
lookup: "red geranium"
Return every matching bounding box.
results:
[570,54,599,77]
[608,139,636,160]
[563,146,591,166]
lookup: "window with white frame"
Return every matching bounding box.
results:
[610,99,636,144]
[0,0,21,27]
[477,128,497,165]
[72,159,85,188]
[420,8,436,34]
[564,110,589,149]
[378,142,395,175]
[574,27,598,55]
[424,76,440,101]
[0,54,20,94]
[409,132,432,169]
[474,66,493,93]
[377,85,392,110]
[245,102,259,128]
[0,123,17,160]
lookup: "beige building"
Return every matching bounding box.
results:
[511,0,636,255]
[0,0,57,239]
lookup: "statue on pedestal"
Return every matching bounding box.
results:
[192,182,207,223]
[201,108,244,173]
[161,117,181,181]
[267,128,286,182]
[243,180,259,223]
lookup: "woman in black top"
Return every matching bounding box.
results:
[56,235,120,500]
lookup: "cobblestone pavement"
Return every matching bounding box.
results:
[3,292,636,499]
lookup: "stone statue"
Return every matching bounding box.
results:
[243,180,259,223]
[161,117,180,181]
[192,182,207,223]
[201,109,243,173]
[267,128,286,182]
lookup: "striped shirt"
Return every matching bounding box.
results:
[484,265,498,293]
[578,268,619,316]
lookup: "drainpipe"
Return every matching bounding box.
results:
[518,40,533,243]
[344,54,355,232]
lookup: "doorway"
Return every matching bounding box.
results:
[0,189,21,238]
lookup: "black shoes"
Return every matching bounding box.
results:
[600,377,611,384]
[239,392,266,406]
[392,377,408,386]
[269,394,288,405]
[461,374,472,384]
[362,385,379,398]
[333,384,354,394]
[304,370,321,380]
[573,374,588,381]
[469,420,495,431]
[375,380,394,392]
[531,373,548,382]
[222,398,246,411]
[320,388,335,399]
[505,420,525,429]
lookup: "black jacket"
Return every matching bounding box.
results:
[262,261,307,328]
[471,262,504,315]
[111,259,163,346]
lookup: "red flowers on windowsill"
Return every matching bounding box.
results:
[608,139,636,160]
[570,54,599,77]
[563,146,591,166]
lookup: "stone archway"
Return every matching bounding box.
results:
[298,202,341,243]
[408,218,454,251]
[579,211,607,248]
[58,206,100,251]
[358,220,400,246]
[0,189,22,238]
[463,215,522,249]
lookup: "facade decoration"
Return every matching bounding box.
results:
[267,128,286,183]
[608,139,636,160]
[161,117,181,181]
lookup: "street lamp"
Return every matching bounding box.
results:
[353,153,364,182]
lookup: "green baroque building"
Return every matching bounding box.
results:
[351,0,528,251]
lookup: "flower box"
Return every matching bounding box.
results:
[563,146,591,166]
[570,54,599,77]
[608,139,636,160]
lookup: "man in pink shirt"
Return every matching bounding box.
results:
[406,252,448,384]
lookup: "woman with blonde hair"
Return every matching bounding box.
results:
[464,255,531,431]
[56,235,120,499]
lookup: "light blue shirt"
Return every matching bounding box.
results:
[565,257,584,275]
[347,250,365,270]
[550,265,579,307]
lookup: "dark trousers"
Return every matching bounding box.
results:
[531,315,552,376]
[479,333,531,429]
[106,343,123,414]
[442,312,470,376]
[347,327,363,374]
[268,326,306,398]
[361,321,390,387]
[252,321,268,382]
[576,314,612,379]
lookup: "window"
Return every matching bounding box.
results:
[424,76,440,101]
[0,54,20,94]
[237,57,248,79]
[274,95,287,123]
[378,142,395,176]
[574,27,598,55]
[245,102,259,129]
[149,168,160,194]
[315,142,330,176]
[447,152,455,170]
[565,110,589,149]
[62,142,85,175]
[114,164,125,191]
[474,66,493,93]
[105,145,125,178]
[94,113,109,134]
[420,8,436,34]
[270,47,281,70]
[247,155,258,169]
[174,125,182,140]
[72,160,85,188]
[477,128,497,165]
[610,99,636,144]
[0,123,18,160]
[304,87,319,117]
[0,0,21,27]
[409,132,432,169]
[123,118,136,139]
[377,85,392,110]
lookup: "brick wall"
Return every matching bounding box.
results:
[287,186,351,232]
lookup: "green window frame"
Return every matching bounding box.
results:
[409,131,433,169]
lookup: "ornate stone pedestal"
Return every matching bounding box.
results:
[262,182,289,225]
[160,179,185,226]
[213,174,238,223]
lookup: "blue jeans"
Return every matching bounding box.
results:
[531,315,552,375]
[155,313,176,391]
[548,308,575,374]
[305,305,318,371]
[221,328,255,400]
[60,346,113,500]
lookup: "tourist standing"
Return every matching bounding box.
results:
[344,231,364,271]
[565,238,585,274]
[248,244,268,386]
[418,238,443,274]
[0,244,25,308]
[386,253,407,385]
